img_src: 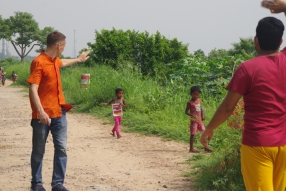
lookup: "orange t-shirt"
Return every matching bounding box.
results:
[27,51,71,119]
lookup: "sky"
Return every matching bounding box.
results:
[1,0,286,58]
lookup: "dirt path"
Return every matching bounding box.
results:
[0,80,194,191]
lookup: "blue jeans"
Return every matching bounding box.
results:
[30,107,67,187]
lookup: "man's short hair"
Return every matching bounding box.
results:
[256,17,284,51]
[47,31,66,47]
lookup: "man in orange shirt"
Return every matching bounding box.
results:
[27,32,90,191]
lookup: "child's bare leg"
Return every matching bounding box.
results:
[189,135,199,153]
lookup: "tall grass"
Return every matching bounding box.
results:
[61,65,193,142]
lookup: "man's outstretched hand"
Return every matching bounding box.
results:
[77,50,91,62]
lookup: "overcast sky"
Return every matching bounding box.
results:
[1,0,286,57]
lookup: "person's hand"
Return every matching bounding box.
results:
[261,0,286,13]
[200,128,214,148]
[77,50,90,62]
[38,111,51,126]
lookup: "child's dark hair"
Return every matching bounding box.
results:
[115,88,123,94]
[190,86,201,94]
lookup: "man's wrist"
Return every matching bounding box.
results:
[75,58,81,63]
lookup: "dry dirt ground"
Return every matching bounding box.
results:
[0,80,196,191]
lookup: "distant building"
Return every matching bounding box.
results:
[1,39,11,57]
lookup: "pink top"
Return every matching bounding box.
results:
[189,98,202,123]
[227,47,286,146]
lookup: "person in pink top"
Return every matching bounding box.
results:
[201,1,286,190]
[185,86,212,153]
[103,88,127,139]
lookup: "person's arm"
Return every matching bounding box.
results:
[261,0,286,14]
[185,102,191,116]
[185,102,196,119]
[103,98,114,106]
[121,99,127,108]
[61,50,90,68]
[200,90,242,147]
[29,84,51,126]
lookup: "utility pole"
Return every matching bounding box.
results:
[6,40,11,56]
[2,39,6,56]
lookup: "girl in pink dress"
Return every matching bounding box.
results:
[103,88,127,138]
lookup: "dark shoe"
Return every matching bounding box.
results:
[52,184,69,191]
[30,184,46,191]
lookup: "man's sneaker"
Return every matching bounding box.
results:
[30,184,46,191]
[51,184,69,191]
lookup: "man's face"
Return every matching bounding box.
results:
[56,40,66,56]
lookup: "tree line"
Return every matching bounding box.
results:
[0,11,257,68]
[85,28,189,76]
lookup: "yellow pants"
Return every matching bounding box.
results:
[240,144,286,191]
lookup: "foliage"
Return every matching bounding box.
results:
[193,49,206,58]
[0,15,8,39]
[5,12,40,62]
[167,54,252,98]
[1,12,55,62]
[87,28,189,76]
[208,48,229,59]
[35,26,55,53]
[228,37,257,57]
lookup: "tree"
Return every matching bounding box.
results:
[208,48,229,59]
[193,49,206,58]
[228,37,256,57]
[35,27,55,53]
[0,15,8,39]
[4,12,55,62]
[87,28,189,76]
[5,12,40,62]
